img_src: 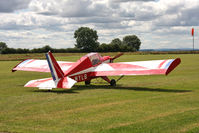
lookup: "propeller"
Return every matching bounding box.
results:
[110,53,124,63]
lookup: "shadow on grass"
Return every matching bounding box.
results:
[32,89,78,94]
[31,84,192,94]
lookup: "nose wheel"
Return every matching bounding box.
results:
[110,79,116,86]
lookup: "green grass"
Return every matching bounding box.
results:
[0,53,199,133]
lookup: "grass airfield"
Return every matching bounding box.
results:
[0,53,199,133]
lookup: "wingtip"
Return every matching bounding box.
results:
[11,59,30,72]
[166,58,181,75]
[12,69,16,72]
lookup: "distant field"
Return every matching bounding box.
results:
[0,53,199,133]
[1,51,199,61]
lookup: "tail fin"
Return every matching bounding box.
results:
[45,51,64,82]
[45,51,77,89]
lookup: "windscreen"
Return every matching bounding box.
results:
[88,53,101,66]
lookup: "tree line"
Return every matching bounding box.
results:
[0,27,141,54]
[0,43,81,54]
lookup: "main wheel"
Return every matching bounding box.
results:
[85,80,91,85]
[110,79,116,86]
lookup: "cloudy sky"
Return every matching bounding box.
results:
[0,0,198,49]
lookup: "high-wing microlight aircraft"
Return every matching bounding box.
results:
[12,51,181,90]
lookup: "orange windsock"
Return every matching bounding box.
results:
[192,28,194,36]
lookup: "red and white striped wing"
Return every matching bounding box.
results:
[93,58,181,76]
[12,59,74,73]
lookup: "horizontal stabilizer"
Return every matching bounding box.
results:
[24,76,77,89]
[25,78,55,89]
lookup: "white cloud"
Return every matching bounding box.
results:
[0,0,199,49]
[111,0,155,2]
[0,0,31,12]
[29,0,110,17]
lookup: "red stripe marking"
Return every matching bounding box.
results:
[13,67,50,72]
[25,59,35,65]
[25,78,52,87]
[158,60,167,68]
[57,77,69,88]
[13,62,73,72]
[94,69,167,76]
[110,63,147,70]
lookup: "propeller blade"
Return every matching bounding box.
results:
[110,53,124,62]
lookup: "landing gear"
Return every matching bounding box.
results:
[110,79,116,86]
[101,76,116,86]
[85,80,91,85]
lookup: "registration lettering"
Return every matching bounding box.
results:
[75,74,87,81]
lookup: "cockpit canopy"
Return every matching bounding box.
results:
[86,53,102,66]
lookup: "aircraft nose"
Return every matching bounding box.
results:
[103,56,111,61]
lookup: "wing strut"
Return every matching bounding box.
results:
[116,75,124,82]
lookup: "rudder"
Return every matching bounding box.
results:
[45,51,64,82]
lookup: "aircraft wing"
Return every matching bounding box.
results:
[12,59,74,73]
[93,58,181,76]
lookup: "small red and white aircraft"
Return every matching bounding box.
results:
[12,51,181,90]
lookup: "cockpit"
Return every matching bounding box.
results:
[86,53,102,66]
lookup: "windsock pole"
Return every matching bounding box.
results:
[192,28,194,51]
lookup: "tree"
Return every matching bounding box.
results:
[110,38,122,52]
[41,45,53,53]
[98,43,111,52]
[0,42,7,53]
[74,27,99,52]
[1,48,16,54]
[123,35,141,51]
[31,45,53,53]
[111,38,122,46]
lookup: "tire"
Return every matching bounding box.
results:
[85,80,91,85]
[110,79,116,86]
